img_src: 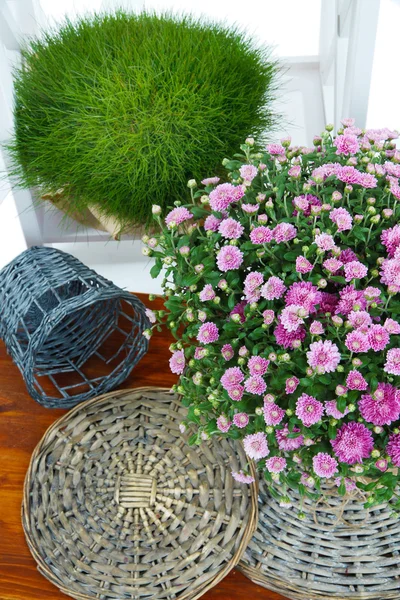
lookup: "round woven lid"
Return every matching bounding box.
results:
[22,387,257,600]
[239,478,400,600]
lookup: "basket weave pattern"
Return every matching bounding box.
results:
[239,478,400,600]
[0,246,149,408]
[22,387,257,600]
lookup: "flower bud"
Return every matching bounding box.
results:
[152,204,162,215]
[222,158,229,166]
[179,246,190,256]
[332,191,342,202]
[142,247,152,256]
[344,184,353,193]
[354,214,363,223]
[189,284,197,292]
[238,357,246,365]
[143,329,152,340]
[245,137,255,146]
[370,215,381,224]
[200,195,209,205]
[265,425,274,434]
[286,409,293,416]
[325,123,334,131]
[193,408,201,416]
[317,279,327,289]
[337,365,344,372]
[347,403,356,412]
[371,449,381,458]
[231,313,241,323]
[367,206,376,215]
[255,407,263,416]
[268,352,277,361]
[163,256,173,265]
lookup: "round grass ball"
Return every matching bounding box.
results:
[9,12,279,227]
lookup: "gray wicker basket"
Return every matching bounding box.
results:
[22,387,258,600]
[0,246,149,408]
[239,477,400,600]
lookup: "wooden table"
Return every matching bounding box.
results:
[0,293,285,600]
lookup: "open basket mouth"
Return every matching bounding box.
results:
[0,246,149,408]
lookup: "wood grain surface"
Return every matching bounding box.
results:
[0,293,286,600]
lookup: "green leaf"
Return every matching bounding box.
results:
[150,259,162,279]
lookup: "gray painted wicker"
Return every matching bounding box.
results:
[239,477,400,600]
[22,387,258,600]
[0,246,149,408]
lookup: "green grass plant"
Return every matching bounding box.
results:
[8,11,279,227]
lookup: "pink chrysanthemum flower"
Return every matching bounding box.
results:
[380,257,400,289]
[386,433,400,467]
[345,330,370,353]
[239,164,258,182]
[233,412,249,428]
[375,459,388,472]
[344,261,368,282]
[331,422,373,464]
[165,207,193,228]
[276,425,304,451]
[281,304,307,332]
[288,165,301,178]
[315,233,335,251]
[227,384,244,401]
[261,276,286,300]
[242,203,260,214]
[273,223,297,243]
[199,284,215,302]
[231,470,255,484]
[218,218,244,239]
[250,226,273,244]
[248,356,270,376]
[244,375,267,396]
[346,370,368,391]
[334,165,363,185]
[230,301,246,323]
[265,456,287,473]
[201,176,220,186]
[348,310,372,330]
[293,195,309,212]
[336,285,366,315]
[209,182,245,211]
[307,340,341,373]
[340,249,358,264]
[364,286,381,300]
[325,400,349,419]
[296,393,324,426]
[263,309,275,325]
[263,402,285,426]
[217,415,231,433]
[296,255,313,274]
[310,321,324,335]
[217,246,244,272]
[244,271,264,293]
[285,282,322,313]
[330,207,353,231]
[221,367,244,389]
[204,214,222,232]
[243,432,270,460]
[285,376,300,394]
[145,308,157,323]
[266,143,285,155]
[323,258,343,273]
[319,292,339,314]
[334,133,360,155]
[335,477,357,492]
[359,383,400,425]
[197,322,219,345]
[368,324,390,351]
[381,224,400,257]
[274,322,306,349]
[221,344,234,361]
[194,347,207,360]
[169,350,185,374]
[342,117,356,127]
[384,318,400,334]
[313,453,338,478]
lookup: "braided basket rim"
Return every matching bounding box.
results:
[238,478,400,600]
[22,386,258,600]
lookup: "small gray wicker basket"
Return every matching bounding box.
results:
[0,246,149,408]
[239,477,400,600]
[22,387,258,600]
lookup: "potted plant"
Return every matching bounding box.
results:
[145,120,400,513]
[7,11,278,236]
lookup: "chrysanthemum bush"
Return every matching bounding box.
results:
[144,120,400,510]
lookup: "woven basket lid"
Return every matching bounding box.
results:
[22,387,257,600]
[239,477,400,600]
